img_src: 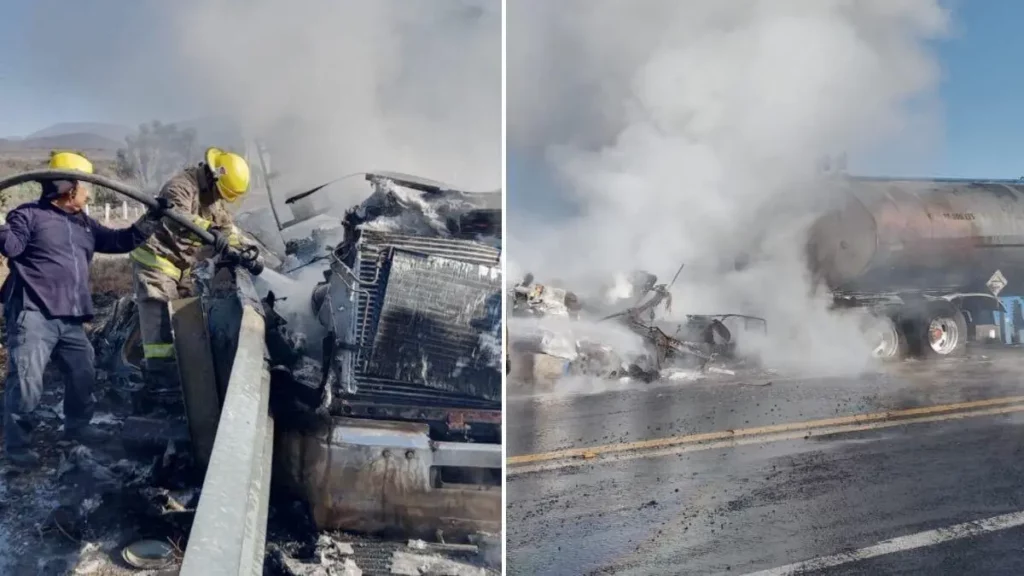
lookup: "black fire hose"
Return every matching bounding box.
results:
[0,169,264,276]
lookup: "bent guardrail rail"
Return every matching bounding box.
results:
[180,291,273,576]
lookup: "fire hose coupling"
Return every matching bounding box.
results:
[225,245,265,276]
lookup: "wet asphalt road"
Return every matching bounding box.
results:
[506,350,1024,575]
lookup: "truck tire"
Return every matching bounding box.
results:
[864,314,906,361]
[911,301,968,358]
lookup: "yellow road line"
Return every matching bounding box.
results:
[507,403,1024,476]
[507,395,1024,467]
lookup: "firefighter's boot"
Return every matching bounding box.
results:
[136,358,184,415]
[134,290,184,415]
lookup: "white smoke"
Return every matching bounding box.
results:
[15,0,500,358]
[508,0,949,375]
[21,0,501,204]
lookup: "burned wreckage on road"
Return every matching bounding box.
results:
[509,175,1024,383]
[507,268,767,384]
[266,172,503,536]
[100,171,503,540]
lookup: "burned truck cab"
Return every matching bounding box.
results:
[270,172,503,539]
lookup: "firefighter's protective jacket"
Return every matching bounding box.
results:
[130,166,244,281]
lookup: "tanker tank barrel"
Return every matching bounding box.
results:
[807,178,1024,295]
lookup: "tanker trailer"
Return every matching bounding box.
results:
[806,177,1024,360]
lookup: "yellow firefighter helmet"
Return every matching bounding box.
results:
[205,147,250,202]
[49,151,94,174]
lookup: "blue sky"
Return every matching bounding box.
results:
[933,0,1024,178]
[0,1,92,135]
[0,1,180,136]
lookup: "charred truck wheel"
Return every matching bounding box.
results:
[310,282,329,316]
[903,301,968,358]
[701,319,734,357]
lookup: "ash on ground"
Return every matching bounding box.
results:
[265,498,500,576]
[0,292,199,576]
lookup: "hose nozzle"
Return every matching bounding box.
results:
[231,245,265,276]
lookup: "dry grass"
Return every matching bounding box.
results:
[0,255,134,300]
[89,256,134,295]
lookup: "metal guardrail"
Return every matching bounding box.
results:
[180,303,273,576]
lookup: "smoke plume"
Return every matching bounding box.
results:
[508,0,949,374]
[22,0,501,203]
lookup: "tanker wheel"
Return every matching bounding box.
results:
[865,314,906,361]
[912,302,968,358]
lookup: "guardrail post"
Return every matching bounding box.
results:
[180,272,273,576]
[105,203,110,222]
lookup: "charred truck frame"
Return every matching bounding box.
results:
[509,269,768,383]
[806,176,1024,360]
[253,167,504,538]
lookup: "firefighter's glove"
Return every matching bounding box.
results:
[133,198,171,239]
[209,228,231,254]
[149,197,172,217]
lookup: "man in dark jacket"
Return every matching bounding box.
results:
[1,151,165,466]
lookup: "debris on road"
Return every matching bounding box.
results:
[121,538,177,570]
[390,550,487,576]
[508,268,768,389]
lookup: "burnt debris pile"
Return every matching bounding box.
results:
[508,267,769,386]
[0,292,205,575]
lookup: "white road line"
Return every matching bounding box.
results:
[740,509,1024,576]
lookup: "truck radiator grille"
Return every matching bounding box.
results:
[345,376,499,409]
[351,233,502,403]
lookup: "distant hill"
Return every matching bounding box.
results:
[25,122,132,143]
[0,117,248,159]
[0,132,123,155]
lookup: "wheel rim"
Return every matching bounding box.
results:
[869,318,900,359]
[928,317,960,355]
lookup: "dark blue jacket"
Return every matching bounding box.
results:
[0,200,147,320]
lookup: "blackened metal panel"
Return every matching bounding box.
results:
[365,250,502,401]
[355,231,502,266]
[341,375,502,408]
[169,296,221,472]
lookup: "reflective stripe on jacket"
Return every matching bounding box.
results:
[136,166,243,276]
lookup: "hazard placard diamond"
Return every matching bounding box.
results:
[987,269,1008,297]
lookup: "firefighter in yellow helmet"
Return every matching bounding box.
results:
[129,147,255,406]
